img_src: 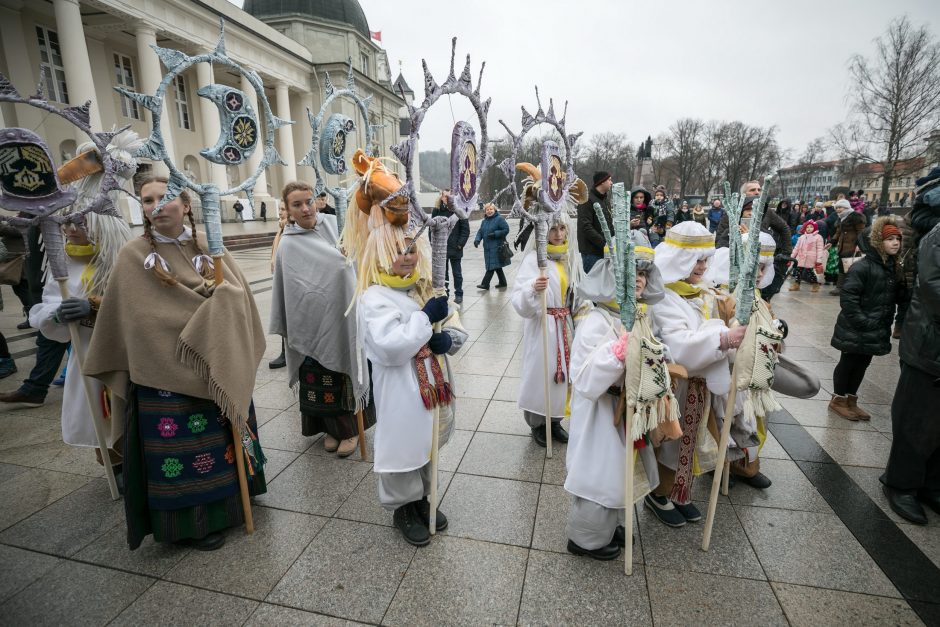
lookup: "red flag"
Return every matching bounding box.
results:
[370,30,382,42]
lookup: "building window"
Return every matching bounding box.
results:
[360,52,370,76]
[173,75,192,130]
[113,53,141,120]
[35,26,68,104]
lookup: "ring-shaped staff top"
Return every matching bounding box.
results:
[0,66,129,279]
[386,37,496,289]
[299,58,382,233]
[492,87,585,268]
[115,18,291,255]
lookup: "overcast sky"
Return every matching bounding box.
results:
[237,0,940,161]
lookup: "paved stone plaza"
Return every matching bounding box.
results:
[1,220,938,626]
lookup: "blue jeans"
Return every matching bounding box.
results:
[445,257,463,298]
[19,331,68,399]
[582,253,602,274]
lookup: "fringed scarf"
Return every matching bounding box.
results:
[377,272,453,410]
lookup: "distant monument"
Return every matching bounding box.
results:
[633,135,655,190]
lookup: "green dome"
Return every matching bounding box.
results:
[243,0,370,39]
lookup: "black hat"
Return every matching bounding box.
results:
[593,171,611,187]
[317,190,328,198]
[742,197,755,209]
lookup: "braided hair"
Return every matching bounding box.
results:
[137,175,213,286]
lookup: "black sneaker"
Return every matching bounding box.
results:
[550,422,569,443]
[566,539,620,561]
[644,494,686,527]
[268,353,286,369]
[737,472,772,490]
[454,295,463,305]
[673,501,702,522]
[175,531,225,551]
[414,497,448,531]
[531,425,547,447]
[393,502,431,546]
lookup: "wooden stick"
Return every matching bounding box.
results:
[212,255,254,534]
[56,279,120,501]
[356,410,367,460]
[428,318,443,535]
[721,459,730,496]
[540,267,553,459]
[702,359,740,551]
[623,403,634,575]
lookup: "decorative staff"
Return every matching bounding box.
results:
[116,19,291,533]
[720,182,746,292]
[388,38,494,534]
[300,59,383,235]
[299,59,382,461]
[702,176,781,551]
[494,88,585,459]
[0,70,131,500]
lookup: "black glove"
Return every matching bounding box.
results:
[776,319,789,339]
[421,295,449,324]
[488,232,497,239]
[57,298,92,322]
[474,240,480,248]
[428,331,453,355]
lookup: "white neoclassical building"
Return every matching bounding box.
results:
[0,0,408,222]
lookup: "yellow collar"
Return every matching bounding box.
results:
[666,281,703,297]
[546,242,568,256]
[377,271,419,289]
[65,243,97,258]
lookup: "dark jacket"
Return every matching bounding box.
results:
[833,210,867,257]
[831,218,910,356]
[674,207,693,224]
[716,204,792,260]
[432,203,470,259]
[629,187,653,226]
[900,221,940,377]
[707,205,724,232]
[474,212,510,271]
[577,187,613,256]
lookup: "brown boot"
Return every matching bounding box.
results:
[789,282,801,291]
[828,395,859,421]
[811,284,820,293]
[846,395,871,420]
[892,325,902,339]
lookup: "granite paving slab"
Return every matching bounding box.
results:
[0,544,61,604]
[457,431,544,482]
[383,535,528,627]
[0,467,89,532]
[771,582,922,627]
[439,473,539,547]
[266,519,415,624]
[737,505,901,597]
[110,580,258,626]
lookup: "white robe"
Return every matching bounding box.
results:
[564,308,630,508]
[510,251,571,418]
[29,256,108,448]
[359,284,463,473]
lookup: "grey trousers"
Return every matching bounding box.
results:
[524,410,562,428]
[566,496,624,550]
[378,463,433,511]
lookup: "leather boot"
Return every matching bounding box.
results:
[811,284,820,293]
[788,282,800,291]
[846,395,871,421]
[393,502,431,546]
[883,486,927,525]
[567,539,620,561]
[828,395,858,421]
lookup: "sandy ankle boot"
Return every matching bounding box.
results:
[812,284,820,293]
[828,395,859,421]
[789,282,801,291]
[846,395,871,420]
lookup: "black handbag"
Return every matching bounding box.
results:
[498,240,514,264]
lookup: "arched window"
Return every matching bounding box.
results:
[183,155,201,182]
[59,139,77,163]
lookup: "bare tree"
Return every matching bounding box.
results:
[661,118,706,197]
[794,137,828,200]
[575,132,636,188]
[697,121,730,199]
[831,16,940,205]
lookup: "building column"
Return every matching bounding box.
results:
[52,0,102,131]
[240,73,270,199]
[275,81,297,183]
[195,54,229,192]
[134,23,176,176]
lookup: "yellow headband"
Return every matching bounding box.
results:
[663,232,715,249]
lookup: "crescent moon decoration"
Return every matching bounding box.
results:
[0,67,128,279]
[493,87,584,269]
[197,84,259,165]
[388,37,494,291]
[116,18,291,257]
[299,58,382,234]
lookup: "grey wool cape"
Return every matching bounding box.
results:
[269,215,370,409]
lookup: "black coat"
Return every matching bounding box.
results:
[831,231,909,356]
[900,201,940,378]
[432,203,470,259]
[577,187,613,256]
[716,205,792,260]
